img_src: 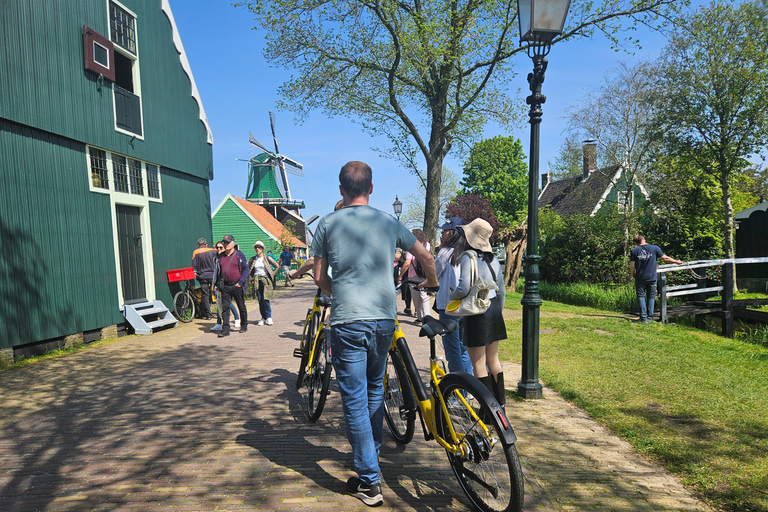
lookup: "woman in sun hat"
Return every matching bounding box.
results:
[251,241,279,326]
[447,218,507,409]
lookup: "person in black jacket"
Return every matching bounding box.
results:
[191,238,216,320]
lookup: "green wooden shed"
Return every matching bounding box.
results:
[0,0,214,362]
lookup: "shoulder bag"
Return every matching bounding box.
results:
[445,251,499,317]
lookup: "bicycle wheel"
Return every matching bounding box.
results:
[296,311,320,390]
[437,380,524,512]
[383,350,415,444]
[173,291,195,323]
[306,330,332,422]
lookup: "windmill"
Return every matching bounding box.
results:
[247,110,304,201]
[243,111,308,251]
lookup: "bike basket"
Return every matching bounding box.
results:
[167,267,195,282]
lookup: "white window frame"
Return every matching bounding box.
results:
[87,146,163,204]
[86,147,159,307]
[108,0,144,139]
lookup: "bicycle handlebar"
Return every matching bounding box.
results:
[397,278,439,294]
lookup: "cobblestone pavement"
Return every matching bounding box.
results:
[0,278,712,511]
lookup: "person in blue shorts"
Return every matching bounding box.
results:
[312,161,438,507]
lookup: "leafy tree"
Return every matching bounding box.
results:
[739,165,768,203]
[639,154,724,261]
[278,218,298,252]
[564,61,659,255]
[539,209,627,285]
[549,136,584,179]
[400,167,460,231]
[445,194,502,245]
[461,136,527,227]
[237,0,682,242]
[654,0,768,287]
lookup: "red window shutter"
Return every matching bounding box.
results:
[83,25,116,83]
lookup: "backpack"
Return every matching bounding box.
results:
[413,256,426,278]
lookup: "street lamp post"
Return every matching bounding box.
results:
[516,0,571,399]
[393,196,403,220]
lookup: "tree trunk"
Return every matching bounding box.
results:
[721,166,737,293]
[503,226,526,292]
[423,155,442,245]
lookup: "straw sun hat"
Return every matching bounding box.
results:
[460,218,493,253]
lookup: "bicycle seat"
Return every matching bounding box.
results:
[418,315,459,337]
[317,295,332,308]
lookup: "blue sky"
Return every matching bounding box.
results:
[170,1,673,224]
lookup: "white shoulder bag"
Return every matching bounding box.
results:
[445,251,499,317]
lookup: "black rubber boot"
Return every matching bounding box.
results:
[491,372,506,410]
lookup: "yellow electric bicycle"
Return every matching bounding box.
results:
[383,281,524,512]
[294,288,333,422]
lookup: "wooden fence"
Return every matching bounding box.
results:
[657,257,768,337]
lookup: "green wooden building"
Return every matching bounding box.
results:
[0,0,214,362]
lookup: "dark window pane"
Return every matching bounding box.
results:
[93,42,109,67]
[128,158,143,195]
[113,154,129,193]
[89,147,109,189]
[147,164,160,199]
[110,2,136,54]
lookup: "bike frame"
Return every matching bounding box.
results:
[304,292,330,378]
[390,320,490,456]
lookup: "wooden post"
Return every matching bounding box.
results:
[695,275,706,329]
[658,273,667,324]
[722,263,734,337]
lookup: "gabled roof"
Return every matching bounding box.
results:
[213,194,305,247]
[735,200,768,221]
[539,166,621,216]
[161,0,213,145]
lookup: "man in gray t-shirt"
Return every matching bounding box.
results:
[312,161,437,506]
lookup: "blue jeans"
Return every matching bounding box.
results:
[636,280,657,322]
[329,319,395,486]
[438,310,472,375]
[256,282,272,319]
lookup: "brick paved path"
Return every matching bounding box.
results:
[0,278,711,511]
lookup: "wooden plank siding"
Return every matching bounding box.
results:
[0,119,123,349]
[212,199,277,262]
[0,0,212,180]
[0,1,214,350]
[149,168,213,306]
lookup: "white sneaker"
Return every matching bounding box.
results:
[257,319,265,326]
[234,319,241,329]
[211,324,222,331]
[265,318,273,326]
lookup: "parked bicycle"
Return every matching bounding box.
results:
[167,267,216,323]
[383,281,524,512]
[294,288,333,421]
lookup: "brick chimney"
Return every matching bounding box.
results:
[583,140,597,179]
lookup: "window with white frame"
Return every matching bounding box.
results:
[109,1,143,137]
[88,146,162,202]
[146,164,160,199]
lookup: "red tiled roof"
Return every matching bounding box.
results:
[232,196,305,247]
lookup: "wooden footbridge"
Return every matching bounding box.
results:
[657,257,768,337]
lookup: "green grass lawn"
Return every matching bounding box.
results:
[501,290,768,512]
